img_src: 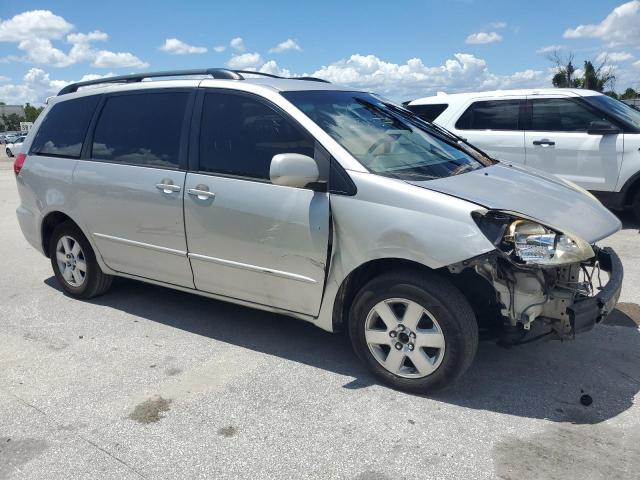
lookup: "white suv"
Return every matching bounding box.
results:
[406,89,640,219]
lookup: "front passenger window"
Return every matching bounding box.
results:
[199,92,315,180]
[529,98,608,132]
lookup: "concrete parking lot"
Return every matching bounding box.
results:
[1,149,639,480]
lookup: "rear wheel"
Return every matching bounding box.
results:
[349,269,478,393]
[49,222,112,299]
[6,148,12,157]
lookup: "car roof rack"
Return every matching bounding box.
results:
[57,68,330,95]
[232,70,330,83]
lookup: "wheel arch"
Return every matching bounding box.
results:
[41,211,82,258]
[331,258,436,332]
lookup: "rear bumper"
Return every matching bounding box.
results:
[566,247,623,335]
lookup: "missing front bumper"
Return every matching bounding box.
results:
[566,247,623,336]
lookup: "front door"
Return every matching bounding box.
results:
[524,96,624,191]
[184,90,330,316]
[73,89,195,288]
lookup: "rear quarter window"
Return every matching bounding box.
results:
[30,95,100,158]
[406,103,449,122]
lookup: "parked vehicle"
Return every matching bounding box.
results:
[15,70,623,392]
[406,89,640,220]
[5,136,25,157]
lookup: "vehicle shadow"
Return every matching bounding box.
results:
[45,276,640,425]
[615,210,639,231]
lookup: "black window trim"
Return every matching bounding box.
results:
[524,95,627,133]
[190,87,356,195]
[29,94,102,159]
[82,87,196,171]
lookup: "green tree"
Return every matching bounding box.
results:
[549,51,581,88]
[23,103,44,122]
[1,113,26,131]
[620,88,638,100]
[548,51,615,92]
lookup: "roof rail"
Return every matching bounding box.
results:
[57,68,244,96]
[232,70,330,83]
[57,67,331,96]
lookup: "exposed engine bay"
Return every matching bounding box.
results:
[448,210,623,344]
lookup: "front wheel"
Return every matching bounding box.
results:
[49,221,113,299]
[6,148,12,157]
[632,190,640,224]
[349,270,478,393]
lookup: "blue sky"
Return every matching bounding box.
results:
[1,0,639,104]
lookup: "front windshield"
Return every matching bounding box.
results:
[583,94,640,131]
[282,90,488,181]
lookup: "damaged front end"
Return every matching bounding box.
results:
[448,211,623,345]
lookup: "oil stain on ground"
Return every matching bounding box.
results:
[493,423,640,480]
[217,426,237,437]
[0,437,48,479]
[129,395,172,424]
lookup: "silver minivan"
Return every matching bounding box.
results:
[14,69,623,392]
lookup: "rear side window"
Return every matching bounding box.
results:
[529,98,607,132]
[92,92,188,168]
[199,92,315,180]
[30,95,100,158]
[406,103,448,122]
[455,100,521,131]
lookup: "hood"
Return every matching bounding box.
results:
[407,163,621,243]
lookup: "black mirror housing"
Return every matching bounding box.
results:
[587,120,620,135]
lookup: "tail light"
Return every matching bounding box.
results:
[13,153,26,177]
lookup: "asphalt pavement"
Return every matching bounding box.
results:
[1,150,639,479]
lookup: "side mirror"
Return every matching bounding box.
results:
[587,120,620,135]
[270,153,319,188]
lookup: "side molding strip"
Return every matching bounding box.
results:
[188,253,317,284]
[93,233,187,256]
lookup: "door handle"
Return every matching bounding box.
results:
[156,182,181,193]
[532,139,555,146]
[187,187,215,200]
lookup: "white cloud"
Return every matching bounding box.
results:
[92,51,148,69]
[268,38,301,53]
[490,21,507,29]
[564,1,640,47]
[465,32,502,45]
[227,52,262,69]
[310,53,545,100]
[159,38,207,55]
[230,37,245,52]
[596,51,634,63]
[67,31,108,44]
[536,45,564,54]
[258,60,291,77]
[633,60,640,68]
[0,10,147,69]
[0,75,10,82]
[0,10,72,42]
[0,68,122,104]
[213,45,226,53]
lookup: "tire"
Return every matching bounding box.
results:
[6,148,12,157]
[49,221,112,299]
[349,269,478,393]
[632,190,640,224]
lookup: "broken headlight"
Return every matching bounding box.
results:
[473,212,594,266]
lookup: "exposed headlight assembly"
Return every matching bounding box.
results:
[473,212,594,266]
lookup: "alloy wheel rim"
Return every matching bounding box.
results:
[55,235,87,287]
[364,298,446,379]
